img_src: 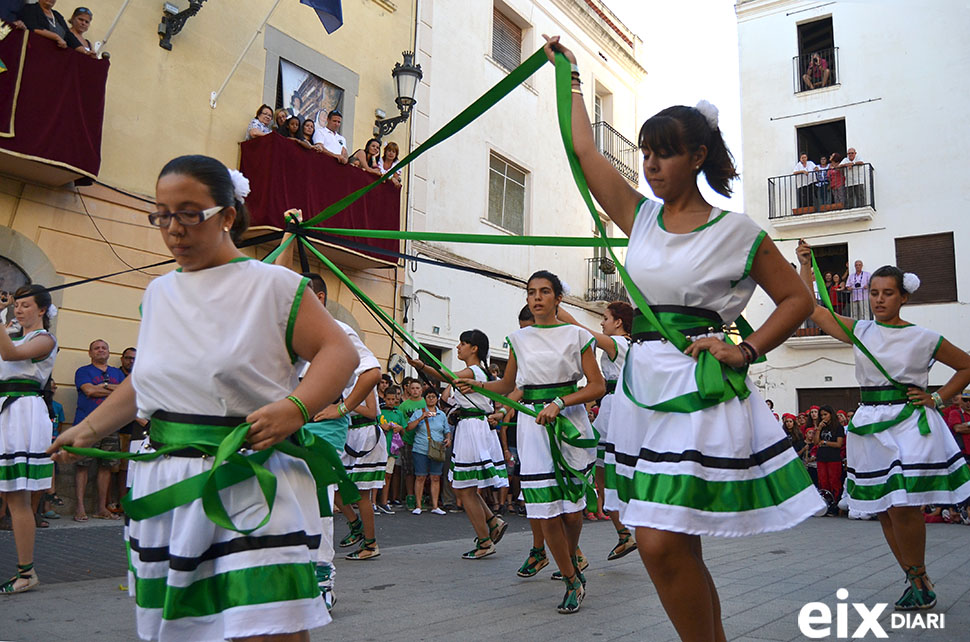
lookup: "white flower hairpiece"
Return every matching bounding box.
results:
[46,303,58,319]
[694,100,719,130]
[227,169,251,203]
[560,280,572,296]
[902,272,921,294]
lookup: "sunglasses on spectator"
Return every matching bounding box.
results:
[148,206,225,228]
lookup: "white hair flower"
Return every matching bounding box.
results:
[227,169,251,203]
[46,303,58,319]
[560,280,572,296]
[902,272,921,294]
[694,100,719,130]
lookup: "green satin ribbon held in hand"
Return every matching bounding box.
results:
[809,251,933,436]
[63,419,360,534]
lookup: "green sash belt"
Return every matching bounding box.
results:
[859,387,909,404]
[456,408,488,419]
[810,253,934,438]
[521,382,579,403]
[63,411,360,535]
[350,415,377,428]
[605,380,617,395]
[622,308,753,414]
[0,379,42,397]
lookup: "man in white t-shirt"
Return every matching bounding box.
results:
[312,110,349,164]
[792,153,817,209]
[839,147,866,208]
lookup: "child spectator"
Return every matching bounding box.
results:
[377,385,405,513]
[397,377,426,509]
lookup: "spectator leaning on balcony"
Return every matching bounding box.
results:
[302,119,317,148]
[246,104,274,140]
[67,6,95,57]
[792,152,816,208]
[349,138,384,177]
[312,109,349,164]
[17,0,84,51]
[840,147,866,208]
[846,260,870,320]
[282,116,315,151]
[827,152,845,205]
[802,51,830,90]
[273,108,288,134]
[382,142,403,187]
[814,155,831,205]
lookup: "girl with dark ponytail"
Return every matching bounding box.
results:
[543,35,821,636]
[408,328,510,559]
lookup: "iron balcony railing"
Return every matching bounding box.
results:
[593,121,639,184]
[585,257,629,303]
[795,288,873,338]
[793,47,839,93]
[768,163,874,220]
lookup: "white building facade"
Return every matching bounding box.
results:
[403,0,646,371]
[736,0,969,411]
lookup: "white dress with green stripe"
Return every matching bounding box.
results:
[128,259,329,640]
[0,329,56,492]
[449,364,507,489]
[846,320,970,513]
[594,335,629,473]
[508,324,596,519]
[340,390,387,490]
[608,200,824,537]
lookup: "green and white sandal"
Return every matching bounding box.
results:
[0,563,38,595]
[338,518,363,548]
[462,537,496,560]
[556,574,585,614]
[487,515,508,545]
[607,529,637,561]
[345,538,380,560]
[516,547,549,577]
[895,566,936,611]
[551,550,588,580]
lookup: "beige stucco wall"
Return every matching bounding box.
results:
[0,0,414,422]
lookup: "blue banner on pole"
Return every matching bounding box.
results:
[300,0,343,34]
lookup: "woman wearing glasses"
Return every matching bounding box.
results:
[50,155,358,641]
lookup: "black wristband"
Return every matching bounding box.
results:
[738,341,758,364]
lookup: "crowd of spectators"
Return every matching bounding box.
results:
[791,147,867,210]
[244,103,403,187]
[4,2,99,58]
[774,393,970,525]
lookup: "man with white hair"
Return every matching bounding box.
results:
[846,259,870,320]
[839,147,866,208]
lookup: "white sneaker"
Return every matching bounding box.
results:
[431,507,446,515]
[412,508,422,515]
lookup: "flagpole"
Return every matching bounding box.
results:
[210,0,284,108]
[95,0,132,56]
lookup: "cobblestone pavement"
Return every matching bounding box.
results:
[1,514,968,641]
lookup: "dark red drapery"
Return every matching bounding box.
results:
[0,30,109,177]
[239,133,403,261]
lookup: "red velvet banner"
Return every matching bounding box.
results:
[239,133,403,260]
[0,30,109,177]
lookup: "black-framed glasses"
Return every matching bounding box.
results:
[148,205,224,228]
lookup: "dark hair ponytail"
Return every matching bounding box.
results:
[158,155,250,242]
[527,270,564,298]
[14,284,52,330]
[459,329,492,379]
[606,301,633,334]
[638,105,738,197]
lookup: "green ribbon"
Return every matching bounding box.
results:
[306,227,629,247]
[63,416,360,534]
[809,252,932,436]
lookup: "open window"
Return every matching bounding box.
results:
[794,17,838,92]
[796,119,846,166]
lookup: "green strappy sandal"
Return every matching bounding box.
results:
[462,537,496,560]
[516,547,549,577]
[557,574,585,614]
[0,563,38,595]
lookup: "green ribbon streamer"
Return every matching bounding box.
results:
[809,252,932,437]
[296,235,598,505]
[306,227,629,247]
[303,48,551,227]
[64,416,360,535]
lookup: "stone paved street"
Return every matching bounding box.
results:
[1,512,968,641]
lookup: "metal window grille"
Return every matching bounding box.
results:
[492,8,522,71]
[487,153,526,234]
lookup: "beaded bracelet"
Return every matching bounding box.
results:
[286,395,310,423]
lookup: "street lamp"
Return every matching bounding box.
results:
[375,51,423,139]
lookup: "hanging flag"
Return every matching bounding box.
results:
[300,0,343,34]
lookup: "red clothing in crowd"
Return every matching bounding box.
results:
[945,406,970,455]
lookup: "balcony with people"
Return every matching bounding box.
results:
[789,252,874,348]
[0,16,109,186]
[238,107,404,269]
[768,148,874,229]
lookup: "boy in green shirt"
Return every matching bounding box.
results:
[377,385,405,513]
[396,378,427,509]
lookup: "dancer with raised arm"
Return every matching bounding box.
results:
[0,285,57,594]
[557,303,637,561]
[796,241,970,611]
[49,156,358,641]
[460,270,604,614]
[544,35,823,641]
[409,329,509,559]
